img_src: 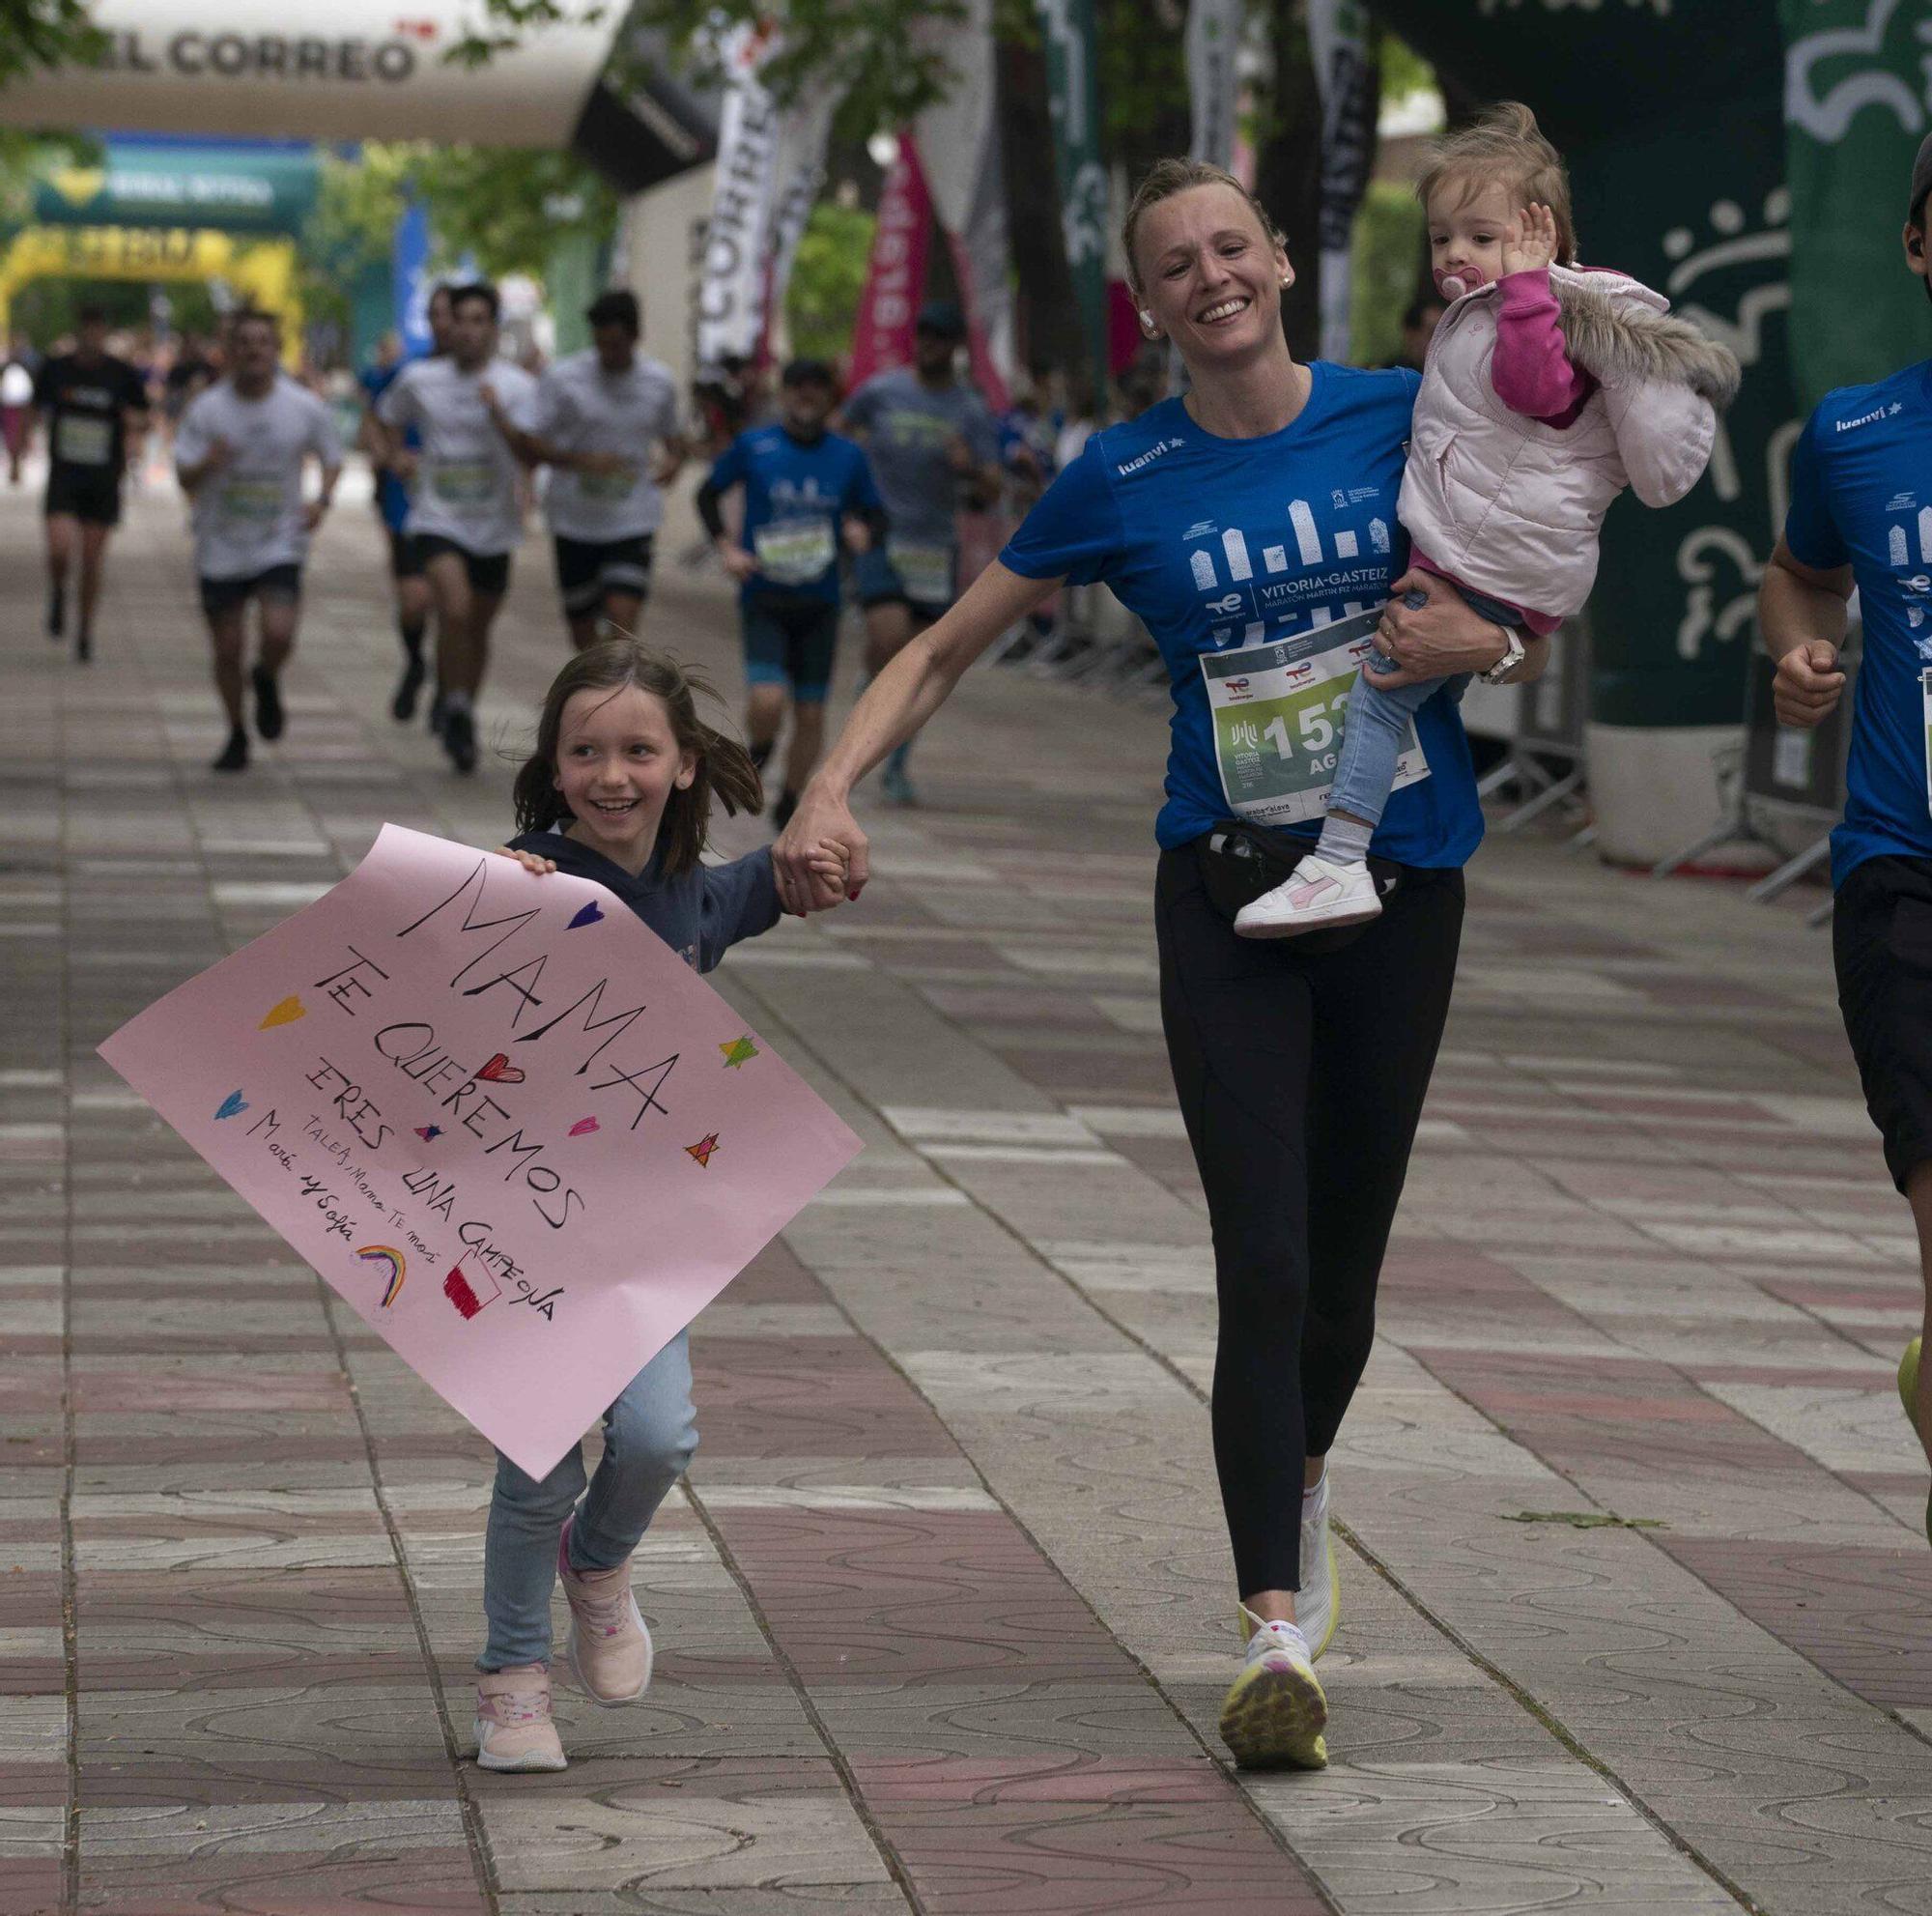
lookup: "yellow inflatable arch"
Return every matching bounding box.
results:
[0,225,302,363]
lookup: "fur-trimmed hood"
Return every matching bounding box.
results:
[1551,272,1741,409]
[1396,261,1730,623]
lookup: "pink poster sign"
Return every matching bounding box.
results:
[97,825,863,1479]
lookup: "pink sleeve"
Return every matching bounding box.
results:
[1492,269,1597,427]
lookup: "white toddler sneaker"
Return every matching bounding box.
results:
[1235,854,1381,938]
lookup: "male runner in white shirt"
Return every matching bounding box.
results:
[175,308,342,773]
[516,290,688,650]
[373,281,539,772]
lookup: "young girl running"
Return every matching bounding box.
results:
[475,638,845,1770]
[1237,101,1740,935]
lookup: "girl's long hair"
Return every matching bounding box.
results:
[510,639,762,879]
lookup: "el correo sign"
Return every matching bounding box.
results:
[0,0,619,144]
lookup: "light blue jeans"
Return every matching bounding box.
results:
[1327,665,1471,828]
[477,1330,697,1671]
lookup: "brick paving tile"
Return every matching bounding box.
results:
[14,474,1932,1914]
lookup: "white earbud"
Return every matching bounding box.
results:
[1139,309,1153,328]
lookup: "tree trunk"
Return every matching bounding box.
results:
[998,32,1086,385]
[1253,0,1323,359]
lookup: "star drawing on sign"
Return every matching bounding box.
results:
[719,1035,759,1070]
[686,1131,721,1168]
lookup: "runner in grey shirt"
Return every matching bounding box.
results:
[517,291,688,650]
[175,308,341,773]
[839,300,1002,803]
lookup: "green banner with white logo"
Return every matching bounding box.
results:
[1037,0,1111,398]
[1780,0,1930,407]
[33,142,319,236]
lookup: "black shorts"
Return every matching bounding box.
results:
[45,464,122,527]
[384,527,424,580]
[852,544,953,624]
[1834,853,1932,1190]
[554,533,654,617]
[742,595,840,702]
[199,563,302,617]
[417,533,510,596]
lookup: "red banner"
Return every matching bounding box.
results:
[844,136,931,390]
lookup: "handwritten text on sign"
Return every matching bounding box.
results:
[98,824,862,1478]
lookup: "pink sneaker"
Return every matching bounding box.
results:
[473,1663,567,1771]
[556,1517,654,1705]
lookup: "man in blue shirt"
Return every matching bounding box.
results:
[1761,129,1932,1539]
[696,359,886,831]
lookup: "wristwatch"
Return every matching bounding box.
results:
[1482,623,1527,686]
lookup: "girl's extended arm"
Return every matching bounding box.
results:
[1492,204,1594,425]
[772,560,1064,909]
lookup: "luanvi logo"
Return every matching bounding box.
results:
[1116,437,1185,477]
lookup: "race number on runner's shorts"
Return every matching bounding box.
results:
[1200,605,1430,828]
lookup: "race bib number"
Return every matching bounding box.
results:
[1200,606,1430,827]
[217,477,283,524]
[888,539,955,608]
[753,519,837,586]
[578,462,638,502]
[56,415,112,467]
[428,458,495,505]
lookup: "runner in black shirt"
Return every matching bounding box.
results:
[35,306,149,662]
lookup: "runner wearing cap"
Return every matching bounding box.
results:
[840,300,1004,805]
[696,358,887,829]
[35,304,150,663]
[510,291,688,650]
[1761,130,1932,1543]
[175,308,342,772]
[371,281,540,774]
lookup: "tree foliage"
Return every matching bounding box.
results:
[307,143,618,283]
[0,0,104,89]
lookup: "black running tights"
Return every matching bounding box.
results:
[1154,843,1464,1597]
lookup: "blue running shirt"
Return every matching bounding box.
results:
[1781,359,1932,886]
[705,424,882,607]
[999,364,1483,865]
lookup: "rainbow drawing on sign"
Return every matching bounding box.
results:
[355,1244,408,1309]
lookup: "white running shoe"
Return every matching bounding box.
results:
[1297,1473,1341,1661]
[1236,854,1381,939]
[1219,1609,1328,1769]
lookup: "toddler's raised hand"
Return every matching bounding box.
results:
[493,845,558,877]
[1500,203,1558,277]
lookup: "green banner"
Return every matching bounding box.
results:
[1037,0,1111,395]
[1780,0,1928,407]
[33,143,319,237]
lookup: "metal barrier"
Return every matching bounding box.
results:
[1651,626,1859,901]
[1481,615,1592,835]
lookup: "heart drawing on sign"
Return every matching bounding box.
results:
[569,1117,600,1137]
[214,1091,248,1121]
[258,995,306,1030]
[475,1054,526,1085]
[567,901,604,929]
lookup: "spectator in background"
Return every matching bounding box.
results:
[1386,294,1446,372]
[1,333,37,485]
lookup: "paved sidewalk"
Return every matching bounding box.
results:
[6,473,1932,1915]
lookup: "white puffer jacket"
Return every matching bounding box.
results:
[1396,264,1740,621]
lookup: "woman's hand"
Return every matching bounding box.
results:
[1365,572,1516,690]
[494,846,557,876]
[1771,641,1845,729]
[774,784,867,913]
